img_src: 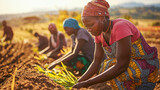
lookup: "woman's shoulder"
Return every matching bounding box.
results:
[58,31,63,35]
[113,18,130,26]
[58,32,65,38]
[77,28,93,41]
[77,28,90,35]
[112,18,134,32]
[78,28,87,33]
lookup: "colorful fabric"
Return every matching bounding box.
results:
[82,0,110,17]
[67,54,91,74]
[98,33,159,89]
[63,18,80,29]
[136,82,156,90]
[95,18,140,46]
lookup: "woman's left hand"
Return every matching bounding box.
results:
[72,81,89,89]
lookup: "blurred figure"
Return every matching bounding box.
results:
[48,18,95,75]
[40,23,67,59]
[2,20,14,42]
[34,32,49,51]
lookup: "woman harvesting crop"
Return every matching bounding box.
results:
[48,18,95,75]
[73,0,159,89]
[40,23,67,59]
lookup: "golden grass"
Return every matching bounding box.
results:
[11,67,17,90]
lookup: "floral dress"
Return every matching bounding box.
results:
[99,34,159,90]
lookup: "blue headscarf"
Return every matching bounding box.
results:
[63,18,80,29]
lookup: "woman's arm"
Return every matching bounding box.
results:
[73,36,131,88]
[39,46,50,54]
[78,43,104,82]
[8,27,13,38]
[3,29,6,37]
[48,39,86,70]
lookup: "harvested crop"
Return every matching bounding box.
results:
[34,62,77,89]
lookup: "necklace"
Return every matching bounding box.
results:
[105,20,111,33]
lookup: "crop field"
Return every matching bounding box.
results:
[0,11,160,89]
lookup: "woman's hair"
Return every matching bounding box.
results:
[34,32,39,37]
[105,16,109,20]
[2,20,7,25]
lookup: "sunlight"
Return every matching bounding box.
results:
[0,0,159,15]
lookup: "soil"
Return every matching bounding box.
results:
[0,31,160,90]
[0,43,111,90]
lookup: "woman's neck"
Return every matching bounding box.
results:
[74,28,80,36]
[103,19,112,33]
[103,19,109,32]
[103,20,113,45]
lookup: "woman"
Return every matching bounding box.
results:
[48,18,95,75]
[40,23,67,59]
[2,20,14,42]
[73,0,159,89]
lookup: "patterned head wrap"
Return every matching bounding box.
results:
[63,18,80,29]
[82,0,110,18]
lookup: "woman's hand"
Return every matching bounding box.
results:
[72,81,89,89]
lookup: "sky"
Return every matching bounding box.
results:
[0,0,160,15]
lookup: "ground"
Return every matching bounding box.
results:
[0,43,112,90]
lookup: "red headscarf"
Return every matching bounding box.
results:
[82,0,110,18]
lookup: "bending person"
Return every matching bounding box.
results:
[73,0,159,89]
[40,23,67,59]
[34,32,49,51]
[2,20,14,42]
[48,18,95,75]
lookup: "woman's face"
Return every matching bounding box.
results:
[2,21,6,26]
[82,16,104,36]
[64,27,75,36]
[48,24,57,35]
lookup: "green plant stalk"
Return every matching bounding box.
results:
[61,62,75,82]
[34,64,77,89]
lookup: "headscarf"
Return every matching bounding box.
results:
[82,0,110,18]
[63,18,80,29]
